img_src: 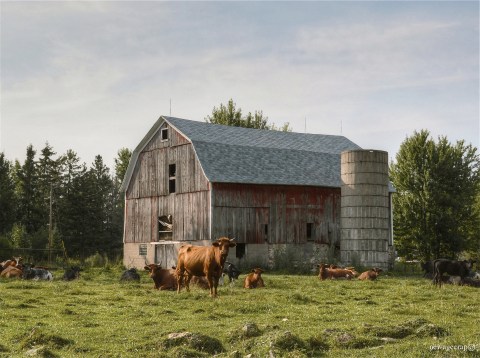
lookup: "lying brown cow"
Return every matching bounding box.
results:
[144,264,177,290]
[244,268,265,289]
[0,265,23,278]
[317,263,329,281]
[358,267,383,281]
[176,237,236,297]
[0,256,22,272]
[318,263,357,280]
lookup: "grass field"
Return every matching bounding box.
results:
[0,267,479,357]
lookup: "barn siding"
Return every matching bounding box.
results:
[124,123,210,244]
[211,183,340,245]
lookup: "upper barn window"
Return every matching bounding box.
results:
[161,128,168,141]
[169,164,176,194]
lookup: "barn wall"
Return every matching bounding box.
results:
[211,183,341,245]
[123,121,211,248]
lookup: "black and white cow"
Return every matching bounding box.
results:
[22,265,53,281]
[222,261,241,284]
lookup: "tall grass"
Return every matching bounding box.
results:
[0,268,478,357]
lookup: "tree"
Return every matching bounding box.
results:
[205,99,292,132]
[390,130,480,260]
[15,145,42,234]
[114,148,132,186]
[0,153,16,235]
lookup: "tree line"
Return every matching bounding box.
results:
[0,144,132,262]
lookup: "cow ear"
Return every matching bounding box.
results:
[144,266,150,271]
[229,242,237,247]
[212,242,220,247]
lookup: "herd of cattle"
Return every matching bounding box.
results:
[1,237,479,296]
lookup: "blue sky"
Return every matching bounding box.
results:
[1,1,478,170]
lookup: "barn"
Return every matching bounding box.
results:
[121,116,395,270]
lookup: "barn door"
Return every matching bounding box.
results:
[253,208,269,244]
[154,244,177,268]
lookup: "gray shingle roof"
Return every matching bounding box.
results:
[164,116,362,187]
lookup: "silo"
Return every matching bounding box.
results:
[340,150,390,269]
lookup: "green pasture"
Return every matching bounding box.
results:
[0,268,478,357]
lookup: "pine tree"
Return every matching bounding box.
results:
[0,153,16,235]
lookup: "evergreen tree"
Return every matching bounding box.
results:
[15,145,42,234]
[0,153,16,235]
[56,150,86,258]
[390,130,480,260]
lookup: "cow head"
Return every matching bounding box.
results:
[251,268,264,276]
[212,237,236,260]
[144,264,163,276]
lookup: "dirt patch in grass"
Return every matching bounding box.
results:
[19,327,74,350]
[360,318,447,339]
[272,331,305,351]
[163,332,224,355]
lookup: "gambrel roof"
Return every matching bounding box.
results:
[121,116,362,192]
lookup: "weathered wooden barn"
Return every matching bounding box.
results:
[121,116,394,269]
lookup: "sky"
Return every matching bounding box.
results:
[1,1,479,172]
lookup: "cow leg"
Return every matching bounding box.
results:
[206,275,215,297]
[184,274,192,292]
[177,268,184,294]
[213,276,220,297]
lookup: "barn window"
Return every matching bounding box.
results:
[169,164,176,194]
[161,128,168,141]
[158,215,173,241]
[236,243,245,259]
[139,244,147,256]
[307,223,313,241]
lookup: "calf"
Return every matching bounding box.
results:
[328,267,357,280]
[176,237,236,297]
[317,263,329,281]
[433,259,474,287]
[223,261,241,284]
[120,268,141,282]
[22,265,53,281]
[144,264,177,290]
[63,266,82,281]
[358,268,383,281]
[244,268,265,289]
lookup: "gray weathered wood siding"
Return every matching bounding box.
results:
[211,183,340,245]
[124,123,210,244]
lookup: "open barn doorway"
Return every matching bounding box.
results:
[158,215,173,241]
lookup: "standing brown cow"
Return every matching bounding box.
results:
[176,237,236,297]
[244,268,265,288]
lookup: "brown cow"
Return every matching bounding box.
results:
[176,237,236,297]
[358,267,383,281]
[244,268,265,289]
[0,256,22,272]
[317,263,329,281]
[144,264,177,290]
[0,265,23,278]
